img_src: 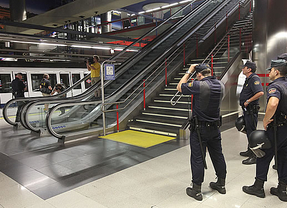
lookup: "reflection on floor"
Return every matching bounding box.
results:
[0,119,285,208]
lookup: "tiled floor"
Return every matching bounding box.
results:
[0,117,285,208]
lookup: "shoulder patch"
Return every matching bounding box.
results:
[268,88,276,94]
[254,81,260,85]
[188,82,193,87]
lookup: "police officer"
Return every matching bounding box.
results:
[239,61,264,165]
[242,59,287,202]
[177,64,227,201]
[11,73,26,122]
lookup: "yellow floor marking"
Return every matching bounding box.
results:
[100,130,175,148]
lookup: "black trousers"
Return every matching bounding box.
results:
[256,124,287,183]
[15,100,24,122]
[189,125,227,185]
[243,108,258,139]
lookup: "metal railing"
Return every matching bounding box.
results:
[170,0,252,106]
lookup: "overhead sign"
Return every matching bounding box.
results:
[104,64,115,80]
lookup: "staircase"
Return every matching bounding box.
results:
[127,12,253,138]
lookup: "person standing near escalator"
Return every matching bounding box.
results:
[239,61,264,165]
[12,73,26,122]
[86,55,101,98]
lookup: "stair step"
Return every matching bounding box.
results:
[127,121,179,137]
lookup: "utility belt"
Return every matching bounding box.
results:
[189,116,222,132]
[269,112,287,127]
[242,104,260,114]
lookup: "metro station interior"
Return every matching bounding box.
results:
[0,0,286,207]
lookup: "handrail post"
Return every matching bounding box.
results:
[211,54,214,76]
[165,59,167,87]
[100,60,116,136]
[143,80,145,110]
[116,104,119,132]
[100,62,106,135]
[228,35,230,62]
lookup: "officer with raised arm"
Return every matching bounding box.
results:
[177,64,227,201]
[243,59,287,202]
[239,61,264,165]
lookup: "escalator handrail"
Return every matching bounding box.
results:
[3,72,91,126]
[45,0,245,139]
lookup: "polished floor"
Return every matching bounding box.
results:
[0,116,285,208]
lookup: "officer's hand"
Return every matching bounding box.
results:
[188,64,197,73]
[263,118,273,130]
[244,101,249,107]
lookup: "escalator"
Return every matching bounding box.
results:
[23,0,250,141]
[19,0,221,133]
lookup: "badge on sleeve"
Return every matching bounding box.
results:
[254,81,260,85]
[268,88,276,94]
[188,82,193,87]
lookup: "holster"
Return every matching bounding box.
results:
[244,104,260,115]
[269,112,287,127]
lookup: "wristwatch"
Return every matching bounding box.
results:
[185,70,191,75]
[245,100,250,104]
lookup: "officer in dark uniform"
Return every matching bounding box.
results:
[177,64,227,201]
[239,61,264,165]
[242,59,287,202]
[11,73,26,122]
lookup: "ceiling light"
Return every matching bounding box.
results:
[162,3,179,9]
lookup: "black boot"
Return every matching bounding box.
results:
[186,183,203,201]
[242,179,265,198]
[210,178,226,194]
[242,155,256,165]
[270,181,287,202]
[240,149,251,157]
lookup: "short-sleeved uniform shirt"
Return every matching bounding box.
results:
[11,77,25,97]
[266,77,287,116]
[239,73,263,106]
[181,76,225,122]
[40,78,52,94]
[91,62,101,78]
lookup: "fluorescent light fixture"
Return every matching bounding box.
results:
[91,46,111,50]
[180,0,192,4]
[71,45,111,50]
[114,48,138,52]
[10,40,66,46]
[71,45,92,48]
[162,3,178,8]
[138,11,145,14]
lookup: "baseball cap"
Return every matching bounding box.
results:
[266,59,287,71]
[194,64,211,73]
[243,61,256,71]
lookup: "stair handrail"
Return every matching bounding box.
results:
[170,0,252,106]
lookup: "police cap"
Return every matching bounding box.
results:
[195,64,211,73]
[266,59,287,71]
